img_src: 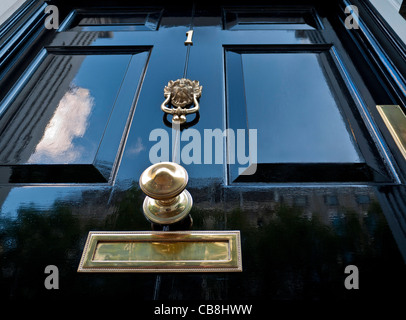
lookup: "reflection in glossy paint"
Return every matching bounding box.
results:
[0,53,133,167]
[28,86,94,163]
[241,52,363,163]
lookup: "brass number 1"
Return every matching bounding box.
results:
[185,30,193,45]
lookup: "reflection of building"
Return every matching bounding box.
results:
[190,182,377,226]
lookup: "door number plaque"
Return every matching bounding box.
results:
[78,231,242,273]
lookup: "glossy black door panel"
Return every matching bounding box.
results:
[225,45,392,183]
[66,8,163,32]
[223,6,323,30]
[241,50,361,164]
[0,50,149,183]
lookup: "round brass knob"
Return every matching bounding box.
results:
[139,162,192,225]
[140,162,188,200]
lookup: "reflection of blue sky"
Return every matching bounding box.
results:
[29,54,132,164]
[241,53,363,163]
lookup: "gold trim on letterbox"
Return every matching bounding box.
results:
[377,105,406,160]
[77,231,242,273]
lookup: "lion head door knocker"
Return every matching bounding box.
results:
[161,78,202,124]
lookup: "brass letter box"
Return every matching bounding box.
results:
[78,231,242,273]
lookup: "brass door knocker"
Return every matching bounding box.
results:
[161,78,202,124]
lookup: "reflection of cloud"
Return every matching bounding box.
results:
[28,86,94,163]
[127,137,145,155]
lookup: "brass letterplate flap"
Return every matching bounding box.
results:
[78,231,242,273]
[377,105,406,160]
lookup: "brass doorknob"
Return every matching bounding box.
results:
[139,162,193,225]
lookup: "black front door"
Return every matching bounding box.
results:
[1,0,406,304]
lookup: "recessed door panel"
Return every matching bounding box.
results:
[0,50,149,183]
[66,8,163,31]
[225,46,391,183]
[223,7,322,30]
